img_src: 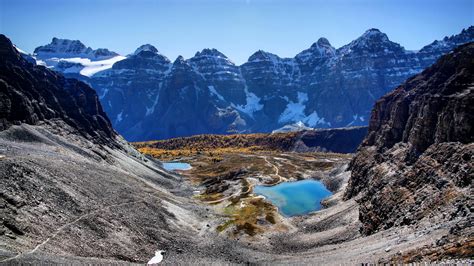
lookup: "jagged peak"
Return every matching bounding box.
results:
[50,37,85,46]
[462,25,474,34]
[173,55,186,65]
[359,28,389,42]
[419,26,474,53]
[34,37,118,59]
[296,37,336,61]
[337,28,404,56]
[133,44,159,55]
[447,25,473,39]
[170,55,195,75]
[312,37,332,48]
[34,37,87,54]
[194,48,227,58]
[452,25,474,40]
[248,50,280,62]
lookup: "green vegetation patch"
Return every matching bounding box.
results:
[217,197,277,236]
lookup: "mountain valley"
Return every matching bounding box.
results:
[0,21,473,265]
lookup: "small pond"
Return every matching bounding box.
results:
[253,180,332,217]
[162,162,192,171]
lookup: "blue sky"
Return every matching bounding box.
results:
[1,0,472,64]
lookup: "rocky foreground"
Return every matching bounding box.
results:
[0,34,473,264]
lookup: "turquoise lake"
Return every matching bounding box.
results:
[162,162,192,171]
[253,180,333,217]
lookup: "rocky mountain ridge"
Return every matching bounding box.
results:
[28,26,474,141]
[345,41,473,251]
[34,37,118,60]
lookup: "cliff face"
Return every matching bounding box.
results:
[345,43,473,235]
[0,35,115,145]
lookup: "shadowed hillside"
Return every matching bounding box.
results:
[134,126,368,158]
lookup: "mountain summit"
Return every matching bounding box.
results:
[133,44,159,55]
[337,28,404,56]
[34,37,118,59]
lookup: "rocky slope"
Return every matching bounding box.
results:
[0,34,221,264]
[28,26,474,141]
[345,42,473,254]
[1,37,116,145]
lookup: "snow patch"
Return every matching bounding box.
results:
[278,92,329,127]
[272,121,314,133]
[305,111,329,127]
[116,111,123,122]
[99,88,109,100]
[347,114,365,126]
[232,87,263,117]
[36,55,126,77]
[208,85,225,101]
[146,93,160,116]
[13,45,28,55]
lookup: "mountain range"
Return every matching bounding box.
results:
[1,29,473,263]
[20,26,474,141]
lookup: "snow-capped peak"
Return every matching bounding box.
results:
[419,26,474,54]
[34,37,118,60]
[337,28,404,56]
[360,28,389,41]
[133,44,159,55]
[296,37,336,61]
[34,38,89,56]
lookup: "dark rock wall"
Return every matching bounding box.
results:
[345,43,474,235]
[0,35,115,144]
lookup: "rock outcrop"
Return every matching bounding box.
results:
[345,43,473,238]
[0,35,115,145]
